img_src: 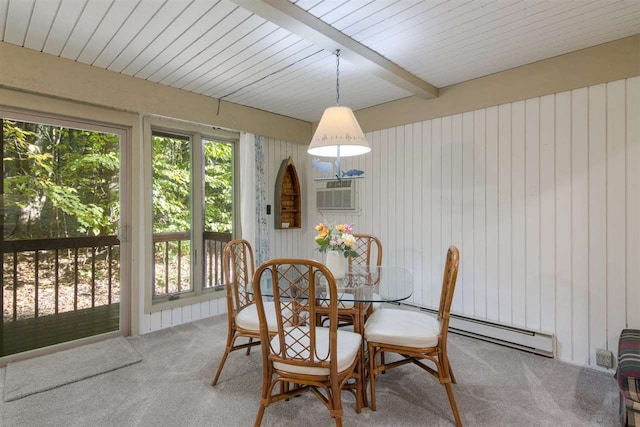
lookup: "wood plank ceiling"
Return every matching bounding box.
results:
[1,0,639,122]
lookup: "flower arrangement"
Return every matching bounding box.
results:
[314,222,358,258]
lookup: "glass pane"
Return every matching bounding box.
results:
[2,118,121,355]
[202,138,233,289]
[152,132,192,296]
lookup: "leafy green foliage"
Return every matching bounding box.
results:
[3,119,119,239]
[2,119,234,244]
[203,139,232,233]
[152,135,191,233]
[152,135,233,234]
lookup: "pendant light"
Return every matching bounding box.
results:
[307,50,370,174]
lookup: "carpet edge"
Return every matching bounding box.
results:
[3,337,143,403]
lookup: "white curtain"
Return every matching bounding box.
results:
[239,133,269,265]
[254,135,269,265]
[239,132,256,248]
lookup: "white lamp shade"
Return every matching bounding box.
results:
[307,106,371,157]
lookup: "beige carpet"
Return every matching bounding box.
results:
[3,336,141,402]
[0,315,618,426]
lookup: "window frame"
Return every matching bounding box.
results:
[0,105,133,336]
[142,117,238,313]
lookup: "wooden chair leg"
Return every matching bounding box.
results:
[330,382,343,427]
[368,343,378,411]
[443,382,462,427]
[246,337,254,355]
[254,404,266,427]
[354,360,363,414]
[212,331,238,385]
[211,348,230,386]
[448,360,456,384]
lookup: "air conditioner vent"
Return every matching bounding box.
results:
[316,180,357,211]
[326,180,352,189]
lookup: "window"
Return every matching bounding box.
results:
[152,131,192,296]
[150,127,235,302]
[202,137,234,290]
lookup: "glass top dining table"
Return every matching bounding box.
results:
[255,265,414,304]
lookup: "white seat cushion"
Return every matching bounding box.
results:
[370,293,382,311]
[365,308,440,348]
[235,301,278,332]
[271,326,361,376]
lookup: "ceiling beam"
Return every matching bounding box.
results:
[231,0,438,99]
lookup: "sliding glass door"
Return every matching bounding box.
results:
[1,115,127,357]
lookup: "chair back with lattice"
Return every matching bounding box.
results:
[222,239,255,315]
[253,259,339,375]
[348,234,382,268]
[437,246,459,344]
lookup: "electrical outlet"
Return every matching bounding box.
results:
[596,348,614,369]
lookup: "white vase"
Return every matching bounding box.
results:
[325,250,346,280]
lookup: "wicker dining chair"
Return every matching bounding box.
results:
[348,233,383,269]
[364,246,462,426]
[253,259,363,427]
[211,239,278,386]
[328,233,383,325]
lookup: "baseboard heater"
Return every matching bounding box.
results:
[398,303,556,358]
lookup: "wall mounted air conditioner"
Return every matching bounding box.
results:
[316,180,357,212]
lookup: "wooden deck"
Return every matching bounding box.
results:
[1,303,119,357]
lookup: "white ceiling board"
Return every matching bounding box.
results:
[168,26,292,89]
[148,13,269,84]
[337,0,432,38]
[291,0,320,10]
[419,1,640,86]
[226,49,334,104]
[335,0,454,37]
[76,0,138,64]
[224,50,410,121]
[327,0,415,31]
[23,0,61,51]
[60,0,113,60]
[108,0,189,73]
[175,29,300,92]
[307,0,365,25]
[201,40,318,97]
[234,0,438,97]
[136,2,245,81]
[91,0,164,69]
[208,46,327,102]
[42,0,87,56]
[384,1,538,62]
[3,0,34,46]
[432,14,640,88]
[371,3,495,70]
[1,0,638,123]
[297,0,640,89]
[401,1,610,66]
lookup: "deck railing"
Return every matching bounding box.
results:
[203,231,232,289]
[152,231,232,297]
[2,235,120,322]
[2,231,232,322]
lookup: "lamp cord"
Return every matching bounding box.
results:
[335,49,340,106]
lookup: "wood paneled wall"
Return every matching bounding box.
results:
[264,77,640,367]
